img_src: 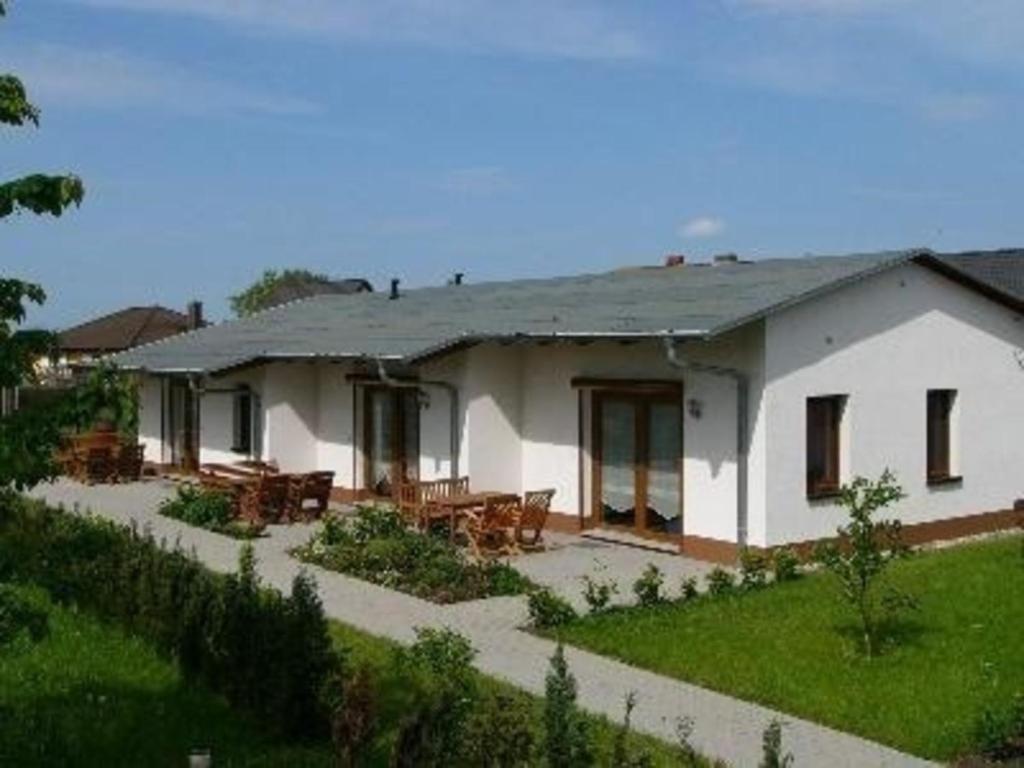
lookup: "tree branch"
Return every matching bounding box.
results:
[0,174,85,218]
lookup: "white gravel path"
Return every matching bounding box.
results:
[29,479,936,768]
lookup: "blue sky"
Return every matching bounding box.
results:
[4,0,1024,327]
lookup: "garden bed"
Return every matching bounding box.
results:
[292,506,535,603]
[546,534,1024,761]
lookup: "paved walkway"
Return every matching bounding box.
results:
[31,480,933,768]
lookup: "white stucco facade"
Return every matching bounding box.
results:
[134,260,1024,557]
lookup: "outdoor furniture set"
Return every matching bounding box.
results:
[398,477,555,558]
[198,462,335,525]
[58,431,145,485]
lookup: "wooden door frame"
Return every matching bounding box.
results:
[362,385,420,498]
[591,388,684,540]
[166,378,199,472]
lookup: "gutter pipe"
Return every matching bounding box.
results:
[662,337,749,548]
[375,358,461,481]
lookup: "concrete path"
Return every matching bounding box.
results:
[30,480,934,768]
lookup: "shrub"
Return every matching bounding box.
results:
[328,664,378,768]
[0,495,341,741]
[393,627,479,767]
[581,572,618,614]
[675,716,701,767]
[544,644,592,768]
[771,547,801,583]
[462,691,536,767]
[632,564,665,607]
[814,470,916,656]
[705,567,736,597]
[759,719,793,768]
[739,548,769,590]
[529,588,578,629]
[294,506,534,603]
[0,583,48,647]
[158,484,233,528]
[679,576,699,602]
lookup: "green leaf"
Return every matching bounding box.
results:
[0,174,85,218]
[0,74,39,126]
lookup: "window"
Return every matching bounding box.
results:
[232,388,253,454]
[927,389,957,483]
[806,395,844,497]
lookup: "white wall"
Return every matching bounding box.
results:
[460,345,524,492]
[316,364,356,486]
[261,363,318,472]
[197,370,264,466]
[137,376,163,464]
[764,262,1024,545]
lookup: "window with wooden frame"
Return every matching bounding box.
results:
[231,387,253,454]
[926,389,958,483]
[806,395,844,498]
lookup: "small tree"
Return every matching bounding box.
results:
[814,470,914,656]
[544,644,593,768]
[759,719,793,768]
[229,268,331,317]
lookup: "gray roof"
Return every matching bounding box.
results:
[936,249,1024,302]
[260,276,372,309]
[117,249,946,374]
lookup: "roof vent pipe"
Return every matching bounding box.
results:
[186,301,203,330]
[453,272,464,286]
[389,278,400,300]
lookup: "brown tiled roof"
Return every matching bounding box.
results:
[59,306,193,353]
[261,277,372,309]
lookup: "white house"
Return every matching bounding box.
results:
[117,248,1024,562]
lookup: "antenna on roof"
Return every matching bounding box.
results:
[389,278,400,300]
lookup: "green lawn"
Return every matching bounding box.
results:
[552,534,1024,761]
[0,586,331,767]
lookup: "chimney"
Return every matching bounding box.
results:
[713,253,739,265]
[186,300,203,330]
[453,272,464,286]
[664,254,686,268]
[389,278,400,300]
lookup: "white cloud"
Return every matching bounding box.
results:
[68,0,653,61]
[679,216,725,239]
[437,166,514,196]
[9,44,319,116]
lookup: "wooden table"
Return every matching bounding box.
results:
[428,491,520,542]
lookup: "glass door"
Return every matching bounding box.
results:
[593,392,682,536]
[364,387,420,497]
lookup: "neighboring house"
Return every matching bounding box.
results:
[117,249,1024,561]
[47,302,205,378]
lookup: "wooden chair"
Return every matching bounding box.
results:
[416,476,470,531]
[84,447,117,485]
[517,489,555,548]
[239,474,289,524]
[117,444,145,482]
[284,471,335,521]
[464,495,522,560]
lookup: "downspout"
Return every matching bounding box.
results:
[375,358,461,481]
[663,337,749,549]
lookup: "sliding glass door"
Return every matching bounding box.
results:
[593,392,682,536]
[364,387,420,497]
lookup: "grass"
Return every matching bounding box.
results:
[0,585,330,766]
[551,534,1024,761]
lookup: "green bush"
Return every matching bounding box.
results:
[462,690,536,767]
[293,506,534,603]
[679,576,699,602]
[972,693,1024,761]
[705,567,737,597]
[0,493,340,741]
[0,582,48,647]
[771,547,801,583]
[759,719,793,768]
[158,484,241,532]
[739,548,769,590]
[632,564,665,607]
[544,644,593,768]
[581,572,618,614]
[528,588,578,629]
